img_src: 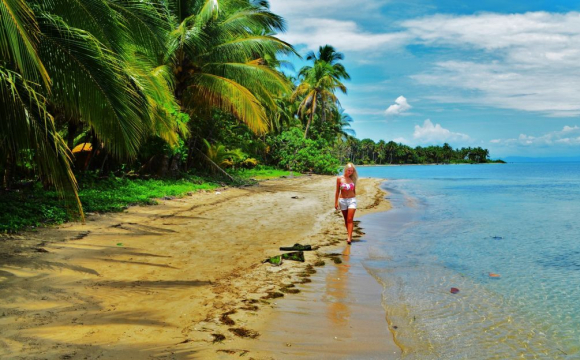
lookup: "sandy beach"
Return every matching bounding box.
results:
[0,175,398,359]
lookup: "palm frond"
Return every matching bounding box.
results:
[204,61,290,104]
[0,68,82,216]
[0,0,50,86]
[37,13,147,159]
[125,53,188,146]
[108,0,171,56]
[185,72,268,134]
[198,0,220,25]
[209,35,295,61]
[165,14,206,62]
[34,0,127,54]
[220,7,286,35]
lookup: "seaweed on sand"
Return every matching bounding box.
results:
[212,333,226,343]
[220,310,236,325]
[228,327,260,339]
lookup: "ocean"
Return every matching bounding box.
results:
[357,163,580,359]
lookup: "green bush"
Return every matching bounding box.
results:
[268,128,341,175]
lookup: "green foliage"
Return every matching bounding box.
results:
[227,165,291,180]
[268,128,340,174]
[0,175,219,233]
[203,139,245,170]
[335,138,499,165]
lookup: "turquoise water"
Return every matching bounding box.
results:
[357,163,580,359]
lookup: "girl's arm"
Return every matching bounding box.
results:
[335,177,341,209]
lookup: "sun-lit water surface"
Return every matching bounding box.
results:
[357,163,580,359]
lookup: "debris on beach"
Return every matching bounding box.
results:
[261,291,284,300]
[211,333,225,343]
[228,327,259,339]
[280,284,300,294]
[280,243,312,251]
[263,251,305,265]
[450,287,460,294]
[282,251,305,262]
[263,255,283,266]
[220,310,236,325]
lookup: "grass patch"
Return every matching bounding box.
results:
[0,174,220,233]
[228,166,293,180]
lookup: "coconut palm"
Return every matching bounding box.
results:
[293,45,350,138]
[306,45,350,82]
[1,0,185,215]
[292,61,347,138]
[165,0,295,134]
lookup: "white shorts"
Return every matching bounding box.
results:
[339,197,357,210]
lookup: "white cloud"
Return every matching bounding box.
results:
[491,125,580,147]
[269,0,389,18]
[413,119,471,144]
[405,12,580,117]
[385,96,412,116]
[276,18,409,53]
[392,137,408,144]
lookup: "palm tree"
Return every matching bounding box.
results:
[385,141,397,164]
[293,45,350,138]
[334,108,356,140]
[292,61,346,138]
[2,0,295,213]
[376,140,386,164]
[306,45,350,83]
[1,0,189,215]
[165,0,295,134]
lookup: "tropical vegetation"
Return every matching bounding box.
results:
[0,0,499,232]
[334,140,501,165]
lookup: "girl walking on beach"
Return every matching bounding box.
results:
[335,163,358,245]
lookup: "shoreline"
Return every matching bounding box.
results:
[0,175,395,359]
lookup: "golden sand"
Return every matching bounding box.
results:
[0,175,398,359]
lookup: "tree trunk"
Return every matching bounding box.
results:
[304,97,316,139]
[195,147,235,182]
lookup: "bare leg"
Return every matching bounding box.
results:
[346,208,356,244]
[341,210,350,244]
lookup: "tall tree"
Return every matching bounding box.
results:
[293,45,349,138]
[166,0,295,134]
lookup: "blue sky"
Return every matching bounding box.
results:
[269,0,580,158]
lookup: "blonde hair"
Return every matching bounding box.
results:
[343,163,358,184]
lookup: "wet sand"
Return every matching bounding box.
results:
[237,244,401,359]
[0,175,396,359]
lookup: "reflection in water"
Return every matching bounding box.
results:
[325,246,351,329]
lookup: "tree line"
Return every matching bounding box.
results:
[334,140,498,165]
